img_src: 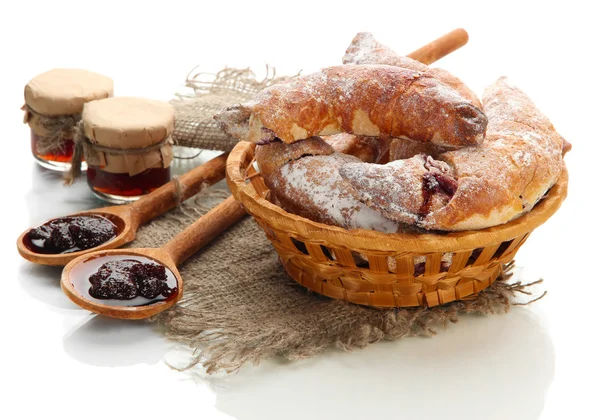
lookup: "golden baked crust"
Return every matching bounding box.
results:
[340,77,567,231]
[484,77,572,155]
[343,32,482,109]
[216,65,487,148]
[344,32,484,161]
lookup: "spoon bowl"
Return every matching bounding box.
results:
[61,195,246,319]
[17,153,228,266]
[62,248,182,319]
[18,207,136,266]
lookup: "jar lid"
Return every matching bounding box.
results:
[81,97,174,176]
[82,97,175,149]
[24,68,114,116]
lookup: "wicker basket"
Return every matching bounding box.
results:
[226,141,569,308]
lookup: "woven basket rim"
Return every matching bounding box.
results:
[226,141,568,253]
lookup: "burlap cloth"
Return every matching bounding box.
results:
[127,189,544,374]
[170,66,289,152]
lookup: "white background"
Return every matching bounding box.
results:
[1,1,597,419]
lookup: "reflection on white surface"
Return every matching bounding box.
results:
[25,163,100,225]
[18,261,80,310]
[204,309,554,420]
[63,315,172,367]
[53,302,554,419]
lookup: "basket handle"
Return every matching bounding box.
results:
[226,141,256,201]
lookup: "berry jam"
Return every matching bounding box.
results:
[89,259,177,300]
[87,166,171,199]
[70,255,179,307]
[31,131,75,164]
[25,215,118,254]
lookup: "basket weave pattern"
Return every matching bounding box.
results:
[226,142,568,308]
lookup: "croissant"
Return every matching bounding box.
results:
[343,32,482,109]
[342,32,483,159]
[216,65,487,148]
[340,77,568,231]
[255,138,400,233]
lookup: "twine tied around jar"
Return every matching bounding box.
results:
[64,122,173,185]
[22,104,81,155]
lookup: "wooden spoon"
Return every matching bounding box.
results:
[61,195,246,319]
[17,153,229,266]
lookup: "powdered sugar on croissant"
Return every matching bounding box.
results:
[339,155,456,226]
[216,65,487,148]
[340,77,568,231]
[255,139,400,232]
[343,32,482,109]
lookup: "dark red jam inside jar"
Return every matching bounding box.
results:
[30,129,75,164]
[87,166,171,202]
[69,255,179,307]
[25,215,118,254]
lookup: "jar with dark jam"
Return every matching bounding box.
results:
[23,68,113,171]
[78,97,174,204]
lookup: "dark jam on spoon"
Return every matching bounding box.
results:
[26,215,118,254]
[88,259,178,301]
[25,215,118,254]
[70,255,179,307]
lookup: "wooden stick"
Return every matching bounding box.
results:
[163,196,247,266]
[407,28,469,65]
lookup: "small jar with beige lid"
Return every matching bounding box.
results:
[23,68,114,171]
[68,96,174,204]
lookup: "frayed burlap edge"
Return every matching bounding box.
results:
[161,267,544,374]
[170,66,290,152]
[143,189,545,373]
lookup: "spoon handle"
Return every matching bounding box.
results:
[129,153,229,226]
[407,28,469,65]
[163,196,247,266]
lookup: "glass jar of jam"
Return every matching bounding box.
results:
[77,97,174,204]
[23,68,113,171]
